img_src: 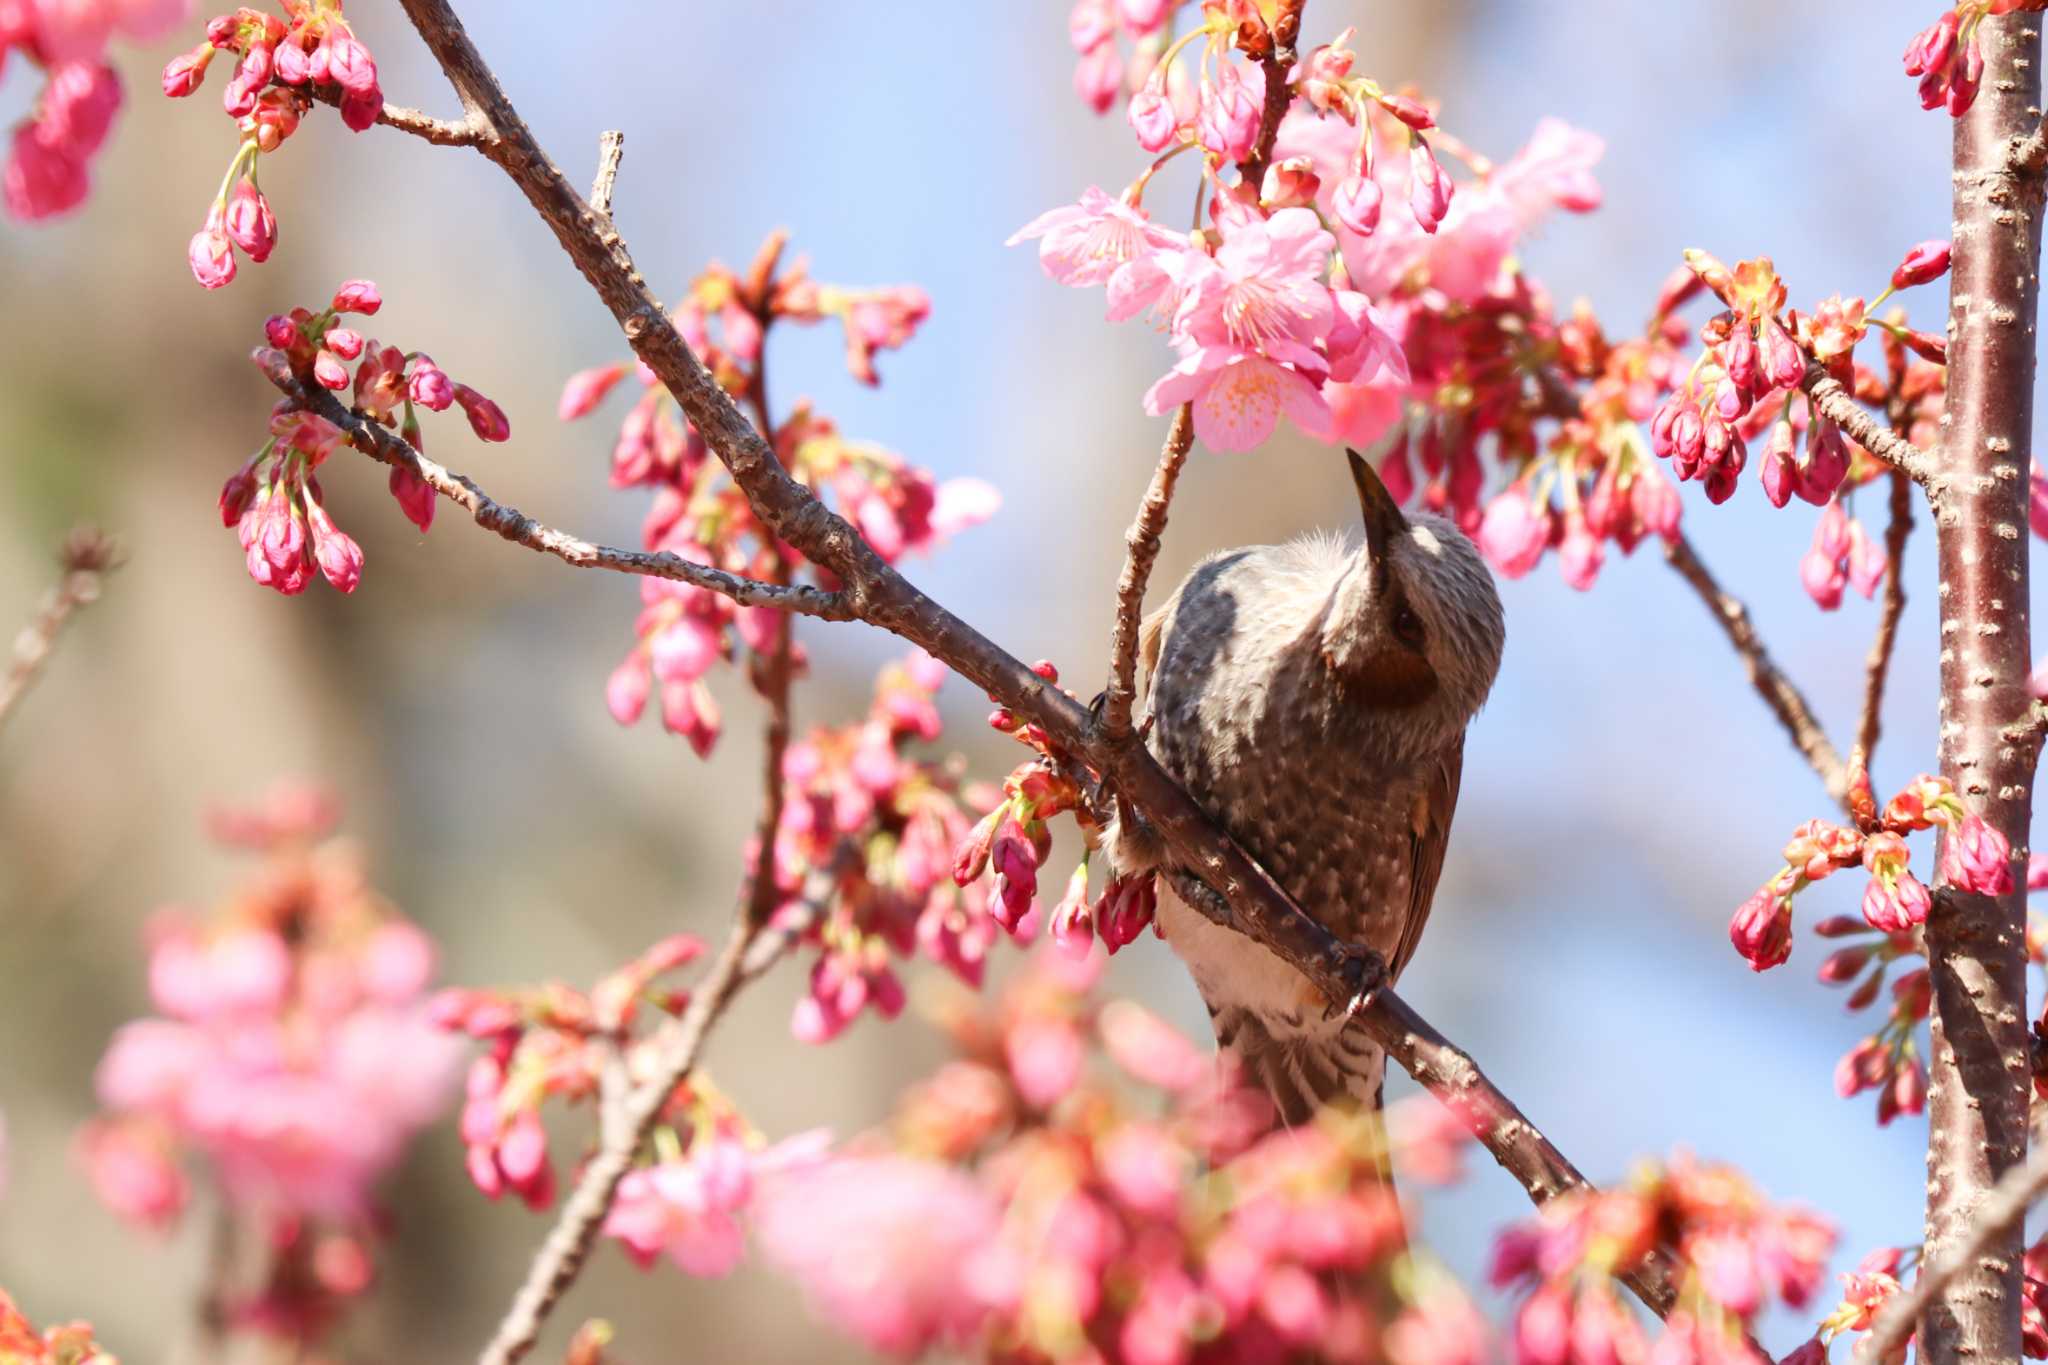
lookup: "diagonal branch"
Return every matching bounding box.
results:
[1663,532,1850,806]
[261,368,855,622]
[381,0,1727,1350]
[1100,404,1194,743]
[1800,365,1941,487]
[1860,1120,2048,1362]
[1856,470,1915,768]
[0,526,120,737]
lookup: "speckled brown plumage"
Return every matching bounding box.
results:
[1110,457,1504,1129]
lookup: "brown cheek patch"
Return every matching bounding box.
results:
[1336,647,1439,707]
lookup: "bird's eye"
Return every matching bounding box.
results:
[1392,603,1426,651]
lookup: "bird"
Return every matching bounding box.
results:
[1106,448,1505,1128]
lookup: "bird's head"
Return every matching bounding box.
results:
[1318,449,1505,737]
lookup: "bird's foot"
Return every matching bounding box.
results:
[1323,942,1388,1024]
[1165,869,1236,930]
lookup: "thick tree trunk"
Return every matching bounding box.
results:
[1923,12,2044,1361]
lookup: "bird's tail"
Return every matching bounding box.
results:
[1214,1006,1390,1143]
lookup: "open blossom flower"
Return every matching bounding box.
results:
[0,1291,119,1364]
[1006,186,1186,321]
[82,788,456,1349]
[604,1132,829,1277]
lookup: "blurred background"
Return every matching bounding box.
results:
[0,1,2016,1359]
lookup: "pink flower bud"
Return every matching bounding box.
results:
[1729,884,1792,971]
[1407,140,1453,233]
[324,326,364,360]
[409,361,454,411]
[1073,40,1122,115]
[1757,315,1805,390]
[1378,93,1435,131]
[1891,239,1952,290]
[1117,0,1173,33]
[1948,36,1984,116]
[1196,68,1260,162]
[1126,82,1177,153]
[326,33,377,94]
[388,464,436,532]
[953,806,1002,885]
[162,43,214,97]
[1049,865,1095,960]
[1631,463,1682,541]
[1097,874,1156,952]
[1817,944,1873,983]
[312,348,349,390]
[1799,419,1849,505]
[1333,174,1383,236]
[312,523,363,593]
[1904,12,1960,77]
[558,363,629,421]
[273,34,309,83]
[332,279,382,315]
[1556,510,1603,591]
[1259,155,1319,209]
[606,656,649,725]
[218,459,260,526]
[1476,486,1549,579]
[1846,519,1888,599]
[454,384,511,442]
[187,211,236,290]
[1942,814,2014,896]
[1835,1036,1891,1098]
[1760,420,1797,509]
[339,85,383,132]
[1862,871,1931,933]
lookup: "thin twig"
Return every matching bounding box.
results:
[1860,1129,2048,1362]
[303,84,485,146]
[1100,403,1194,743]
[1237,0,1304,188]
[260,368,855,622]
[1800,365,1940,488]
[476,915,762,1365]
[383,0,1716,1340]
[0,526,120,737]
[588,130,624,219]
[1663,532,1850,805]
[1856,470,1914,767]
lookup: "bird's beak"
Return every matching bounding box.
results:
[1346,448,1408,579]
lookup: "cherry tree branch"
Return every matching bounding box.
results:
[1238,0,1304,187]
[368,0,1735,1348]
[262,368,855,622]
[1918,13,2044,1359]
[1100,403,1194,743]
[0,526,120,737]
[1856,470,1915,768]
[477,913,765,1365]
[304,84,484,146]
[1662,532,1851,805]
[1800,365,1941,487]
[1862,1126,2048,1362]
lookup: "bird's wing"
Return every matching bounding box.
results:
[1388,736,1464,981]
[1137,599,1171,712]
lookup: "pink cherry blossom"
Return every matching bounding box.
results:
[754,1155,1005,1356]
[1006,186,1186,321]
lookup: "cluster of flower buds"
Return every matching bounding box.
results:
[1652,247,1946,515]
[432,932,708,1209]
[231,281,507,593]
[1730,765,2014,974]
[0,1290,117,1364]
[566,235,992,756]
[432,932,829,1275]
[164,2,385,285]
[1066,0,1174,115]
[754,948,1489,1363]
[1492,1153,1834,1365]
[1800,497,1889,611]
[1903,2,2048,115]
[80,784,456,1349]
[756,653,1031,1043]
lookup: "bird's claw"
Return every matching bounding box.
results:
[1324,943,1388,1024]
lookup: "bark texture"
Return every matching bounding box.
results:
[1922,14,2045,1360]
